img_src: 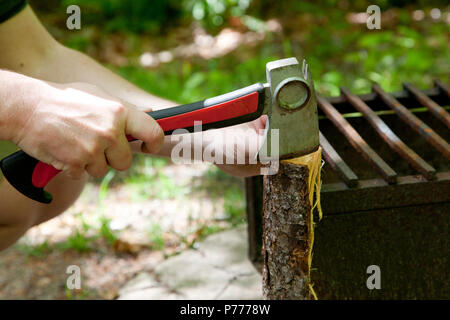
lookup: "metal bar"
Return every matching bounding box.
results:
[321,172,450,214]
[318,105,450,120]
[317,96,397,184]
[403,83,450,129]
[434,79,450,98]
[319,131,359,187]
[341,87,436,180]
[326,87,443,106]
[324,86,447,115]
[373,84,450,160]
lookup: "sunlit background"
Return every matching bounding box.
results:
[1,0,448,299]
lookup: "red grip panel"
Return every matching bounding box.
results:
[32,162,61,188]
[156,91,259,132]
[32,136,137,188]
[126,134,136,142]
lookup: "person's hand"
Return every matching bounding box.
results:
[209,116,268,177]
[13,80,164,179]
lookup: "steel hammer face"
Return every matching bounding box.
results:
[259,57,319,161]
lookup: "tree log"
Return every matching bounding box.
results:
[262,150,321,300]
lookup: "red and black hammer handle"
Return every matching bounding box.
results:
[0,83,265,204]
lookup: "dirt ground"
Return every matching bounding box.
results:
[0,161,245,299]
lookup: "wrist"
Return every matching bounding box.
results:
[0,71,41,142]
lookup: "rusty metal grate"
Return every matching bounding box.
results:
[318,80,450,214]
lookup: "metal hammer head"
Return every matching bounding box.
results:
[259,57,319,160]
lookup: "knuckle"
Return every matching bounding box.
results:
[68,157,84,169]
[111,102,126,117]
[85,141,102,159]
[85,159,108,178]
[101,129,118,145]
[145,126,164,153]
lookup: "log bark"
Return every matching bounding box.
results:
[262,160,314,300]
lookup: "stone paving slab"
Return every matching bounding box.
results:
[118,225,262,300]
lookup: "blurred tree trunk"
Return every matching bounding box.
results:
[245,176,264,269]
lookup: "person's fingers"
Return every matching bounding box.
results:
[136,106,155,154]
[126,107,164,154]
[139,106,153,113]
[85,155,109,178]
[257,115,268,132]
[249,115,267,133]
[104,133,132,171]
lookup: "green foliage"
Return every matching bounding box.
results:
[65,286,90,300]
[58,0,252,34]
[223,187,246,226]
[184,0,251,31]
[197,224,226,239]
[125,172,186,201]
[37,0,448,98]
[99,216,118,245]
[148,222,165,250]
[115,55,275,103]
[98,170,116,204]
[60,229,94,252]
[61,0,182,33]
[122,157,186,201]
[58,214,95,252]
[16,240,51,258]
[114,14,448,100]
[63,33,91,52]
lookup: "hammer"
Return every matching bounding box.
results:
[0,57,319,203]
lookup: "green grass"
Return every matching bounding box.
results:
[223,187,246,226]
[125,169,187,201]
[195,224,227,241]
[148,222,165,250]
[98,216,118,245]
[192,165,244,197]
[65,286,92,300]
[17,212,120,256]
[59,230,94,252]
[16,240,52,258]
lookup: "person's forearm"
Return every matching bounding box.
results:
[0,70,37,141]
[33,44,177,110]
[0,6,175,111]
